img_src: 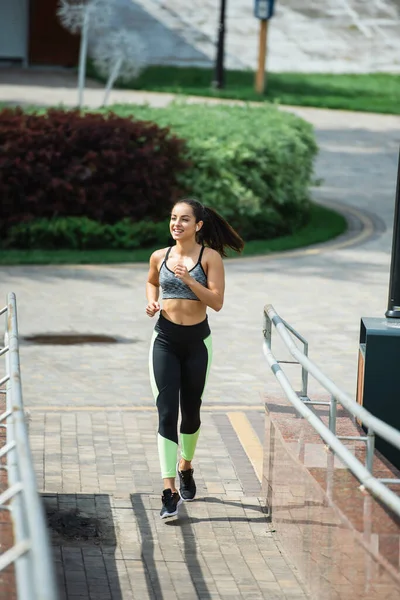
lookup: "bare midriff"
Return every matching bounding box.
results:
[162,299,207,326]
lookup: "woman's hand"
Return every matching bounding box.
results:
[146,301,160,317]
[174,263,192,285]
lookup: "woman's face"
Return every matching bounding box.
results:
[170,203,202,242]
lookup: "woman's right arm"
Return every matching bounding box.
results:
[145,250,163,317]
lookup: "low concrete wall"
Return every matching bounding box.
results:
[262,395,400,600]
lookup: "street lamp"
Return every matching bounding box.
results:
[386,150,400,317]
[356,147,400,471]
[212,0,227,89]
[254,0,275,94]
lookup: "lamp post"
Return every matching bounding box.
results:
[386,149,400,318]
[356,147,400,471]
[254,0,275,94]
[213,0,227,89]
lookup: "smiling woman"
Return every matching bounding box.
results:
[145,198,244,519]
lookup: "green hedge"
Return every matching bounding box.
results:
[104,103,318,237]
[1,102,318,249]
[0,108,187,231]
[2,217,172,250]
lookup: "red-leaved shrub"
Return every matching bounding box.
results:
[0,108,189,231]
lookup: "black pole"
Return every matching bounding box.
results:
[213,0,227,89]
[386,148,400,318]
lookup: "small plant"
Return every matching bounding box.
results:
[57,0,113,107]
[57,0,147,107]
[92,29,147,107]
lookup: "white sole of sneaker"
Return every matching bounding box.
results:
[160,497,183,519]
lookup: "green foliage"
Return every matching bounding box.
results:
[87,62,400,115]
[103,103,318,235]
[3,217,172,250]
[1,102,318,247]
[0,108,188,231]
[0,204,347,264]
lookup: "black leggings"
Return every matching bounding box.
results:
[149,312,212,478]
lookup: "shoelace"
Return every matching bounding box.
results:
[180,470,193,484]
[162,491,177,501]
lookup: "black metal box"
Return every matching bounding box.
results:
[357,317,400,469]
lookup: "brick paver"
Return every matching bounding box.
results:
[2,75,400,598]
[32,409,307,600]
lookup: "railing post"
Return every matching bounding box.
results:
[326,449,335,502]
[4,329,34,600]
[301,340,309,398]
[329,395,337,435]
[366,427,375,473]
[263,303,400,517]
[3,294,59,600]
[263,308,272,348]
[363,494,373,593]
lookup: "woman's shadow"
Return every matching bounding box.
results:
[131,493,271,600]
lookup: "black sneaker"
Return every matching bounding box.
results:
[160,489,182,519]
[177,465,196,501]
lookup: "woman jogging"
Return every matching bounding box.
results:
[146,198,244,519]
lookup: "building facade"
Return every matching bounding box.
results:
[0,0,80,67]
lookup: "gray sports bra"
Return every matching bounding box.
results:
[159,246,207,301]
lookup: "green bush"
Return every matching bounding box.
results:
[1,103,318,248]
[0,108,188,232]
[2,217,172,250]
[105,103,318,236]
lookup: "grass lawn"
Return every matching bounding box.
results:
[87,62,400,115]
[0,203,347,265]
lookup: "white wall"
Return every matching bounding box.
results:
[0,0,27,62]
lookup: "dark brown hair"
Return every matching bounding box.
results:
[173,198,244,257]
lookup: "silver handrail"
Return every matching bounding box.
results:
[263,303,400,519]
[0,293,59,600]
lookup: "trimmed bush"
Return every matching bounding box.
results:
[106,103,318,235]
[0,108,188,232]
[0,103,318,247]
[2,217,172,250]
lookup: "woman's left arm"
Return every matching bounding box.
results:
[174,251,225,312]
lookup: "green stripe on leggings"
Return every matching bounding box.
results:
[148,330,159,401]
[203,334,213,389]
[158,433,178,478]
[181,427,200,462]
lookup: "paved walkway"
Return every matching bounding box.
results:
[1,75,400,599]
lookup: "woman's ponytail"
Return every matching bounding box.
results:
[200,206,244,257]
[175,198,244,257]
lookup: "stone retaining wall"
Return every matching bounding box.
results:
[262,394,400,600]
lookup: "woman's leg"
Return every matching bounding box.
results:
[179,334,213,467]
[149,331,181,490]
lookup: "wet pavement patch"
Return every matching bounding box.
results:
[46,506,115,546]
[22,333,138,345]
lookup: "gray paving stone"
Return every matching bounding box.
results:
[3,77,397,599]
[28,386,304,598]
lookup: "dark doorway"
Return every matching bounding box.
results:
[29,0,80,66]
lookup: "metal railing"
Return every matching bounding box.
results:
[0,293,58,600]
[263,304,400,519]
